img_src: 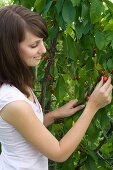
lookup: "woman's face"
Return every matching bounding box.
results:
[19,30,46,67]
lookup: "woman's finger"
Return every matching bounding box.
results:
[96,76,104,89]
[102,76,111,91]
[69,99,78,107]
[72,104,85,113]
[106,84,113,96]
[107,93,112,104]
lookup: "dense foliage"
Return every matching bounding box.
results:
[1,0,113,169]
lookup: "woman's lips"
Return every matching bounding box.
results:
[34,56,41,60]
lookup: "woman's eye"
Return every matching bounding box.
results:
[31,45,37,48]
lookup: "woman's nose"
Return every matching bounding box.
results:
[38,41,46,54]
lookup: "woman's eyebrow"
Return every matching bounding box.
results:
[29,38,43,45]
[31,40,40,44]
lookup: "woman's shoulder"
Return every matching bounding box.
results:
[0,83,26,103]
[0,83,17,90]
[0,83,29,113]
[0,83,23,96]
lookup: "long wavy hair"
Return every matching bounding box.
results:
[0,5,48,97]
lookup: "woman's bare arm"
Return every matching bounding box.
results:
[43,99,85,127]
[0,77,112,162]
[0,100,97,162]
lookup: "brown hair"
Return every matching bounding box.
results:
[0,5,48,97]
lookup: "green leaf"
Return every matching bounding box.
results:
[34,0,42,8]
[104,19,113,31]
[90,0,103,24]
[55,0,63,15]
[81,2,89,26]
[106,32,113,41]
[80,34,95,49]
[75,22,83,39]
[95,32,105,50]
[87,121,99,144]
[111,40,113,49]
[83,22,90,35]
[63,38,68,57]
[34,0,46,14]
[61,155,75,170]
[86,155,98,170]
[71,0,80,7]
[73,110,82,123]
[86,57,94,71]
[27,0,35,7]
[43,1,53,16]
[55,12,65,29]
[62,0,76,25]
[45,84,51,106]
[87,150,98,162]
[55,75,66,102]
[103,0,113,14]
[49,25,58,40]
[107,59,113,70]
[50,64,58,77]
[64,117,72,131]
[67,35,78,60]
[100,142,113,157]
[97,108,110,129]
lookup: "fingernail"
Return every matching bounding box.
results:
[81,105,85,108]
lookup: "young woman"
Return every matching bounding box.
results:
[0,5,112,170]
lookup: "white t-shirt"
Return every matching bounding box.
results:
[0,84,48,170]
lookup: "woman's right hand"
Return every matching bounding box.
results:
[87,76,113,111]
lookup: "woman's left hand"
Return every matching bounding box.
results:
[53,99,85,119]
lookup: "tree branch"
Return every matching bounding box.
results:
[94,121,113,152]
[96,152,113,167]
[40,32,59,112]
[74,160,86,170]
[74,122,113,169]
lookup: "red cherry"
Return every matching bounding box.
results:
[93,48,96,55]
[97,76,101,81]
[84,81,87,87]
[103,76,108,82]
[86,96,90,101]
[76,76,80,80]
[78,148,84,152]
[49,85,53,89]
[50,89,54,95]
[110,70,113,74]
[73,76,76,80]
[101,70,105,75]
[44,56,49,61]
[51,20,55,26]
[48,76,51,81]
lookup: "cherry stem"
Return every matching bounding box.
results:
[89,71,102,96]
[74,71,102,107]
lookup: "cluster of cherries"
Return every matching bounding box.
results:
[48,76,54,95]
[44,55,113,98]
[44,56,54,95]
[73,76,80,80]
[86,70,113,101]
[98,70,108,82]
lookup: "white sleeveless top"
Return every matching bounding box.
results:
[0,84,48,170]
